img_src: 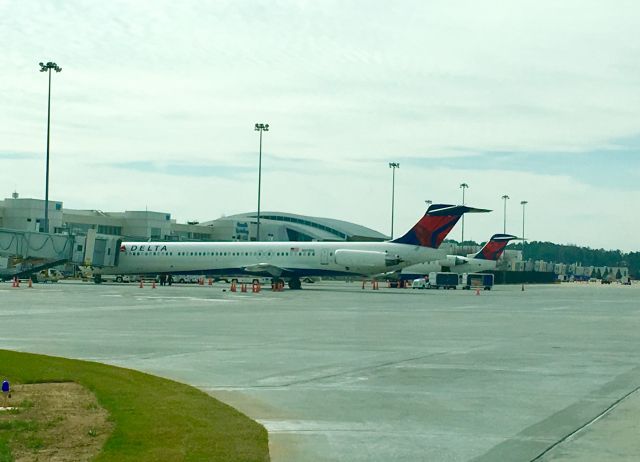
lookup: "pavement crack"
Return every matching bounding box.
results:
[529,384,640,462]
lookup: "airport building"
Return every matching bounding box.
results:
[204,212,388,242]
[0,195,386,243]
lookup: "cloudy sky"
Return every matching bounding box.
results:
[1,1,639,251]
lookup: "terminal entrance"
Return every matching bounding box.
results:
[0,227,121,280]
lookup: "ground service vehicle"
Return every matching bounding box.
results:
[428,272,459,289]
[33,269,63,283]
[462,273,494,290]
[412,278,428,289]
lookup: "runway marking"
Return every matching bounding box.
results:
[134,296,236,303]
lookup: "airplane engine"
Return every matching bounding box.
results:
[437,255,468,267]
[334,250,402,268]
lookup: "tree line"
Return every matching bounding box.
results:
[508,241,639,278]
[445,239,639,278]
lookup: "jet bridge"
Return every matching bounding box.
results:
[0,227,121,279]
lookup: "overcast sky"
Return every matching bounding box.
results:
[1,1,639,251]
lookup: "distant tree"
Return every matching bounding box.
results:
[602,268,609,279]
[596,268,602,279]
[616,268,622,280]
[590,268,597,279]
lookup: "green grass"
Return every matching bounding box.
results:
[0,350,270,461]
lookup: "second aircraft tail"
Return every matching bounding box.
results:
[468,233,518,260]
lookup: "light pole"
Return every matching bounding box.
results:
[254,123,269,241]
[501,195,510,233]
[39,61,62,234]
[521,200,528,291]
[389,162,400,239]
[459,183,469,245]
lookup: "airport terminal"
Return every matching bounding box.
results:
[0,193,629,283]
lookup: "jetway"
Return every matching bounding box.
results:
[0,227,121,279]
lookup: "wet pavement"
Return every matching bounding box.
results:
[1,280,639,461]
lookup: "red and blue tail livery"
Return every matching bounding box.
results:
[391,204,490,249]
[471,233,518,260]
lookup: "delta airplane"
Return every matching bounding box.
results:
[399,233,518,279]
[97,204,489,289]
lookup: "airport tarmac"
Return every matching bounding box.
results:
[1,280,639,461]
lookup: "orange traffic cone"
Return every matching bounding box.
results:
[208,278,213,285]
[139,279,144,288]
[231,281,237,292]
[476,288,480,295]
[152,280,157,289]
[28,278,33,288]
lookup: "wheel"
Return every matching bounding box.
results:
[115,276,123,283]
[288,278,302,290]
[93,275,103,284]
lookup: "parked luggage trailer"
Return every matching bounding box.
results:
[428,272,459,289]
[463,273,494,290]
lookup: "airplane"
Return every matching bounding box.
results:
[96,203,490,289]
[398,233,518,280]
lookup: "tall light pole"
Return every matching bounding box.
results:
[254,123,269,241]
[39,61,62,234]
[459,183,469,245]
[389,162,400,239]
[501,194,510,233]
[521,200,528,291]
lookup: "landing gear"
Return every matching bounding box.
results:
[93,274,103,284]
[288,277,302,290]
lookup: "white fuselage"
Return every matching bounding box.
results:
[99,241,448,279]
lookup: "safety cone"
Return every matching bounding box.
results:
[231,281,237,292]
[241,283,247,293]
[28,278,33,288]
[139,279,144,288]
[252,282,260,293]
[208,278,213,285]
[11,277,16,288]
[152,280,157,289]
[475,288,480,295]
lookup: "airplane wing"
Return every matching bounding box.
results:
[370,269,402,280]
[242,263,293,278]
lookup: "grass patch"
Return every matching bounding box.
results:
[0,437,11,462]
[0,350,269,461]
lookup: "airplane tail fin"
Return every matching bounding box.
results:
[469,233,518,260]
[391,204,491,248]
